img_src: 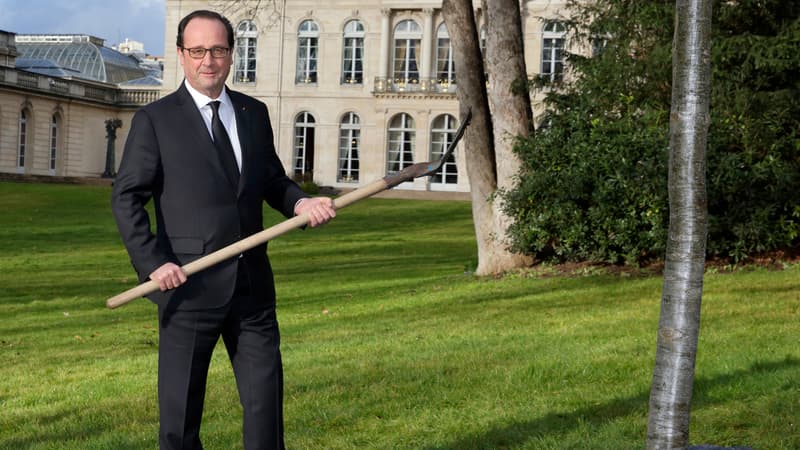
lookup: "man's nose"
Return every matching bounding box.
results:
[200,50,215,63]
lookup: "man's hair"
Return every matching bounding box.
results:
[176,10,234,49]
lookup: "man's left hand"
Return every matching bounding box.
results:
[295,197,337,227]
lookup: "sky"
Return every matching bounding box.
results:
[0,0,167,56]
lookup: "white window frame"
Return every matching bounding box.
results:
[430,114,459,189]
[235,20,258,83]
[541,21,567,82]
[293,112,316,181]
[392,20,421,85]
[435,23,456,90]
[338,112,360,183]
[386,113,415,174]
[341,20,364,85]
[296,20,319,84]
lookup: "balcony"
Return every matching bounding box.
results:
[373,77,457,97]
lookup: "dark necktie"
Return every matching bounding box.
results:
[209,100,240,187]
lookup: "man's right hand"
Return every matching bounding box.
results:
[149,262,187,291]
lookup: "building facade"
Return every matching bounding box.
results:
[0,31,159,178]
[163,0,575,192]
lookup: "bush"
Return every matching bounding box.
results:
[502,0,800,265]
[298,180,320,195]
[503,104,670,265]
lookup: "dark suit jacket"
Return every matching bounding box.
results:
[112,83,307,311]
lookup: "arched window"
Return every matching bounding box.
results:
[542,21,567,82]
[392,20,421,85]
[296,20,319,84]
[386,113,415,174]
[235,20,257,83]
[338,112,360,183]
[435,23,456,91]
[430,114,459,186]
[50,114,60,174]
[341,20,364,84]
[18,109,28,172]
[293,112,316,181]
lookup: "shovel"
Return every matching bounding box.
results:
[106,110,471,309]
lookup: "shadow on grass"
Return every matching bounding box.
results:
[0,402,155,450]
[421,356,799,450]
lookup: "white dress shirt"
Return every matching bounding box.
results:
[183,80,243,172]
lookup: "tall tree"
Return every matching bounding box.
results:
[216,0,535,275]
[646,0,712,447]
[442,0,533,275]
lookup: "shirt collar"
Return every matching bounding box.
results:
[183,79,232,111]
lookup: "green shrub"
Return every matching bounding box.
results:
[502,0,800,265]
[299,180,320,195]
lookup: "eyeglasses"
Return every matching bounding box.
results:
[181,47,231,59]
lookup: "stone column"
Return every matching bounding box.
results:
[376,8,392,92]
[420,8,434,92]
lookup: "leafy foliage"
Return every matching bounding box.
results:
[504,0,800,264]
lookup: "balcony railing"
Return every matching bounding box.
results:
[117,89,160,105]
[373,77,457,95]
[17,71,37,89]
[0,66,159,107]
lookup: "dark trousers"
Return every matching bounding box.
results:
[157,264,284,450]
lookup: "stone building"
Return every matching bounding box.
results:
[163,0,575,193]
[0,1,576,186]
[0,31,160,178]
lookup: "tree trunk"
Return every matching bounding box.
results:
[646,0,712,448]
[485,0,534,273]
[442,0,533,275]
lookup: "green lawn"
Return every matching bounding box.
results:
[0,181,797,449]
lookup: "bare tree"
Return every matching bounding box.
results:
[442,0,533,275]
[646,0,712,448]
[210,0,283,29]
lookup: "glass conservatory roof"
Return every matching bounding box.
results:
[119,75,162,87]
[14,35,146,85]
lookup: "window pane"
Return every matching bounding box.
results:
[430,115,458,184]
[235,23,257,83]
[386,114,415,174]
[338,114,360,182]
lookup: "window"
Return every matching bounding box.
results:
[50,114,59,173]
[293,112,315,181]
[296,20,319,84]
[386,113,415,174]
[435,23,456,90]
[392,20,421,85]
[338,112,360,183]
[18,110,27,171]
[235,20,257,83]
[542,21,566,82]
[430,114,458,185]
[341,20,364,84]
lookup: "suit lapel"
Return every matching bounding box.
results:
[230,91,251,196]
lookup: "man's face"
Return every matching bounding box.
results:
[178,17,232,98]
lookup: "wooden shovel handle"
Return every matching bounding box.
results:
[106,179,388,309]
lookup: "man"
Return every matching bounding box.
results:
[111,9,336,450]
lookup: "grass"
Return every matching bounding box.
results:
[0,181,797,449]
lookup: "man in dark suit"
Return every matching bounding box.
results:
[111,9,336,450]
